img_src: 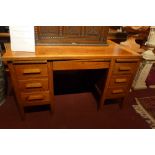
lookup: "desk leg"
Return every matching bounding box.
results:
[98,59,115,111]
[118,97,125,109]
[48,62,55,114]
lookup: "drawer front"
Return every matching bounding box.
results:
[53,61,110,70]
[109,75,131,87]
[20,91,50,106]
[113,63,137,75]
[18,78,49,92]
[14,64,48,79]
[106,86,128,99]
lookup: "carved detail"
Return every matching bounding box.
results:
[85,26,101,35]
[63,26,81,36]
[40,26,59,35]
[59,26,63,36]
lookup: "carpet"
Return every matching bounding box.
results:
[133,96,155,129]
[0,92,151,129]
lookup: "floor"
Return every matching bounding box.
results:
[0,88,154,129]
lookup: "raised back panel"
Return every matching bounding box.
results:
[35,26,109,45]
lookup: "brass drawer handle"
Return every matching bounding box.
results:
[112,89,124,94]
[119,67,131,71]
[25,83,42,89]
[23,69,41,74]
[26,95,44,101]
[115,78,127,83]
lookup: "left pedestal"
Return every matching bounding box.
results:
[7,61,54,120]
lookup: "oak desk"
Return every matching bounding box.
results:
[2,40,141,119]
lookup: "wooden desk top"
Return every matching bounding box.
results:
[2,40,141,62]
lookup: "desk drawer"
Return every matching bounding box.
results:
[21,91,50,106]
[53,61,110,70]
[113,62,137,75]
[109,75,131,87]
[106,86,128,99]
[18,78,49,92]
[14,64,48,79]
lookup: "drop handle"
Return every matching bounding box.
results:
[25,83,42,88]
[112,89,124,94]
[119,67,131,71]
[26,95,44,101]
[115,78,127,83]
[23,69,41,74]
